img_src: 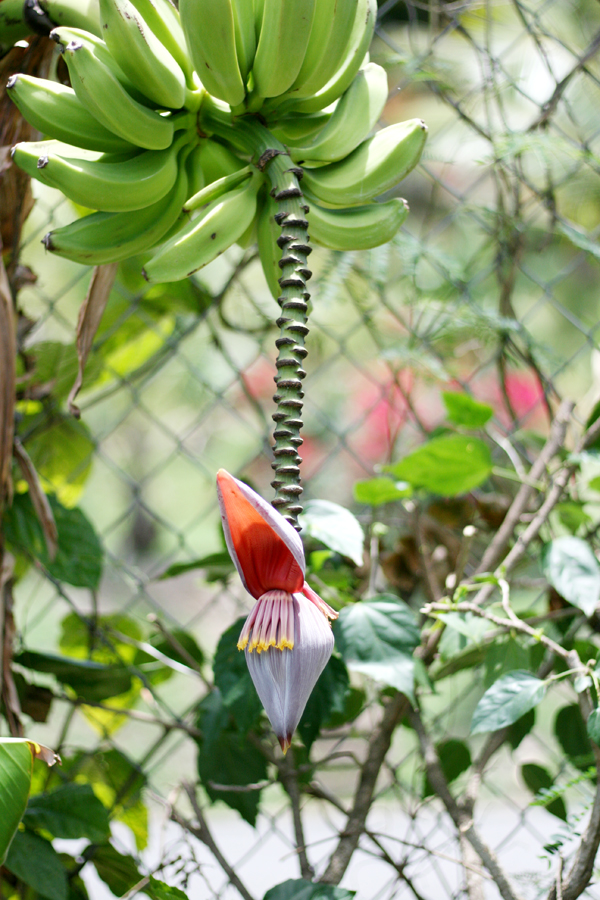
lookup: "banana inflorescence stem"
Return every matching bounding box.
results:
[199,102,311,529]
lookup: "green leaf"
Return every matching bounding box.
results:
[4,492,103,589]
[353,477,411,506]
[15,649,132,702]
[263,880,356,900]
[334,596,420,701]
[557,220,600,262]
[299,500,365,566]
[471,671,546,734]
[299,655,350,750]
[521,764,567,821]
[507,709,536,750]
[59,612,140,665]
[588,708,600,745]
[91,843,142,897]
[437,612,491,643]
[541,537,600,616]
[23,783,109,842]
[442,392,493,428]
[143,876,188,900]
[24,341,103,402]
[5,830,67,900]
[556,502,591,534]
[588,476,600,492]
[423,739,471,798]
[24,415,94,507]
[213,618,263,734]
[196,691,268,825]
[385,435,493,496]
[0,741,32,864]
[158,551,235,582]
[484,637,531,688]
[323,686,366,730]
[554,704,594,771]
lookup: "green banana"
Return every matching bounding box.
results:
[195,139,246,185]
[0,0,30,47]
[252,0,316,98]
[12,138,181,211]
[99,0,186,109]
[179,0,246,107]
[290,62,388,164]
[288,0,357,100]
[129,0,194,82]
[184,166,252,211]
[302,119,427,207]
[142,177,260,283]
[52,27,174,150]
[232,0,256,82]
[186,144,205,198]
[308,196,409,251]
[40,0,102,35]
[256,189,282,299]
[270,110,332,144]
[7,74,135,154]
[286,0,377,114]
[42,151,190,264]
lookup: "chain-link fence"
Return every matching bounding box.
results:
[7,1,600,898]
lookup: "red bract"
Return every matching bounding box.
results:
[216,469,338,752]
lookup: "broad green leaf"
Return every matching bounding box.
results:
[196,691,268,825]
[15,649,132,702]
[556,502,591,534]
[143,876,188,900]
[91,843,142,897]
[484,637,530,688]
[471,671,546,734]
[213,618,263,734]
[521,764,567,821]
[25,341,102,401]
[0,741,32,864]
[507,709,536,750]
[299,655,350,750]
[299,500,365,566]
[23,783,109,842]
[5,830,67,900]
[334,596,420,700]
[541,537,600,616]
[4,492,103,589]
[587,708,600,745]
[589,476,600,492]
[263,880,356,900]
[158,551,235,582]
[437,612,491,643]
[353,477,411,506]
[554,704,594,771]
[385,435,492,496]
[59,612,140,665]
[323,685,366,730]
[442,392,493,428]
[423,739,471,798]
[24,416,94,507]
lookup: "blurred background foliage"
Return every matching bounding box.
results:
[4,0,600,898]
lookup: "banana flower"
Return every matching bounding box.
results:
[216,469,338,752]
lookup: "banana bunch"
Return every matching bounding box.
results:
[8,0,427,286]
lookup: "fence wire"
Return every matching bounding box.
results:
[9,0,600,898]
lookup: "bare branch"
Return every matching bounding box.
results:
[276,749,314,880]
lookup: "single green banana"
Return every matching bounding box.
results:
[252,0,316,98]
[184,166,252,211]
[12,138,182,211]
[7,74,135,154]
[270,110,332,144]
[286,0,377,114]
[232,0,256,82]
[0,0,30,46]
[179,0,245,107]
[186,144,205,198]
[195,139,246,185]
[290,62,388,164]
[130,0,194,82]
[99,0,186,109]
[308,196,409,251]
[142,177,260,283]
[288,0,357,100]
[256,188,282,299]
[302,119,427,207]
[42,151,190,264]
[40,0,102,36]
[52,27,174,150]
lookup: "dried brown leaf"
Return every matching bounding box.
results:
[13,437,58,560]
[68,263,118,417]
[0,252,15,514]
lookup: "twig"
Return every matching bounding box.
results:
[409,707,525,900]
[277,749,314,880]
[172,783,256,900]
[319,692,409,884]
